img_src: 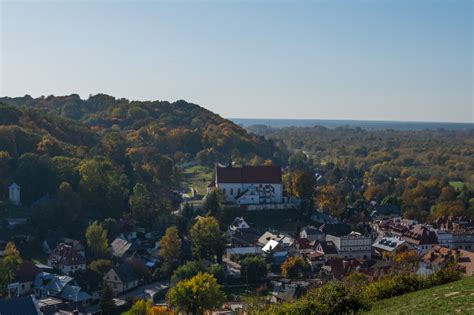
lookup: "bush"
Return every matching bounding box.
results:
[366,274,424,301]
[427,263,462,286]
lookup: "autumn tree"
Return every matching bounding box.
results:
[281,256,308,279]
[189,217,225,263]
[89,259,113,276]
[0,242,22,295]
[167,272,225,315]
[290,171,315,199]
[86,221,109,258]
[159,226,182,274]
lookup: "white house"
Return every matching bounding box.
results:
[326,232,372,260]
[9,182,21,206]
[209,165,283,205]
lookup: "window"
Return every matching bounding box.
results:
[230,188,234,195]
[222,188,226,194]
[114,276,117,280]
[238,188,241,195]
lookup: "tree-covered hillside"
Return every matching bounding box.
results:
[0,95,283,236]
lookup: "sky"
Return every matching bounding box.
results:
[1,0,472,122]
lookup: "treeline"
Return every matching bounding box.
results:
[0,95,283,237]
[249,125,474,221]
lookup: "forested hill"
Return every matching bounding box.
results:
[0,94,281,163]
[0,95,283,234]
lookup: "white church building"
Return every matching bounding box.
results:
[208,165,283,205]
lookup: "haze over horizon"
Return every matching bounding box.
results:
[1,0,472,123]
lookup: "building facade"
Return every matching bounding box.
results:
[210,165,283,205]
[326,232,372,260]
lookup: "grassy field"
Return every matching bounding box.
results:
[364,276,474,315]
[182,165,214,196]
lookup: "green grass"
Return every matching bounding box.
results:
[364,276,474,315]
[182,165,214,195]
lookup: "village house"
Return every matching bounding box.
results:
[208,165,284,205]
[103,264,139,295]
[402,224,439,255]
[372,236,415,259]
[7,261,42,297]
[314,240,339,261]
[423,246,474,276]
[47,243,86,275]
[300,226,325,242]
[326,232,372,260]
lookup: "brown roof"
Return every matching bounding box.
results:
[402,224,438,245]
[15,261,41,283]
[324,258,361,279]
[216,165,282,184]
[48,243,85,266]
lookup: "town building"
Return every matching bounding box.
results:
[47,243,86,275]
[209,165,283,205]
[103,265,139,295]
[372,236,414,258]
[326,232,372,260]
[402,224,439,255]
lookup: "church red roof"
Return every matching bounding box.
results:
[216,165,282,184]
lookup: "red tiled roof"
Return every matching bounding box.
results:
[48,243,85,266]
[402,224,438,245]
[216,165,282,184]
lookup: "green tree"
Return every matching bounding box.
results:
[129,299,153,315]
[281,256,307,279]
[167,272,225,315]
[89,259,113,276]
[291,171,315,199]
[159,226,182,274]
[202,190,224,217]
[189,217,225,262]
[86,221,109,258]
[100,282,115,315]
[129,183,155,227]
[171,261,206,284]
[240,256,267,284]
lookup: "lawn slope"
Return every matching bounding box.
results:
[364,276,474,315]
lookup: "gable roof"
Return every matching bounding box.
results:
[216,165,282,184]
[48,243,85,266]
[15,261,42,283]
[113,264,139,283]
[402,224,438,245]
[0,296,40,315]
[110,238,133,257]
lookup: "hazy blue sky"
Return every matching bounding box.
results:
[1,0,472,122]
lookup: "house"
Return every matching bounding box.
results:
[322,258,361,280]
[257,232,294,248]
[228,228,261,247]
[0,296,41,315]
[423,246,474,276]
[372,236,414,258]
[103,264,139,295]
[402,224,438,255]
[326,232,372,260]
[48,243,86,275]
[314,241,339,261]
[7,260,42,297]
[110,238,136,259]
[305,251,325,271]
[116,219,139,241]
[227,217,250,236]
[300,226,325,242]
[210,165,283,205]
[8,182,21,206]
